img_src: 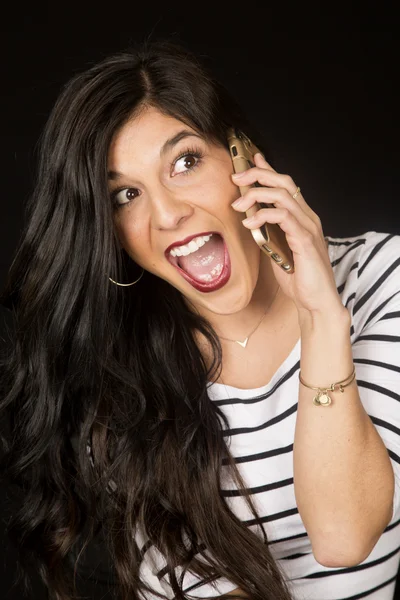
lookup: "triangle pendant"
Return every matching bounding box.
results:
[236,338,248,348]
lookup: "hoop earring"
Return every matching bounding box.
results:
[108,268,144,287]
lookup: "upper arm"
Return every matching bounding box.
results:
[351,232,400,522]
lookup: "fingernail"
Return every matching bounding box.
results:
[242,216,256,225]
[231,198,243,208]
[232,172,245,179]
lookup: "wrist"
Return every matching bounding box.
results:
[298,304,351,334]
[298,305,353,385]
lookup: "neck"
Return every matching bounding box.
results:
[194,252,281,342]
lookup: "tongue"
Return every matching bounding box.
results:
[178,235,225,282]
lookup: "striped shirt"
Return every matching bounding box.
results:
[136,231,400,600]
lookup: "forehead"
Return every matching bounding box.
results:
[107,106,200,171]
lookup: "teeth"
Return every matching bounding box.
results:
[188,240,199,252]
[196,263,223,282]
[170,234,212,258]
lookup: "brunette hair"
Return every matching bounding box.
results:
[0,39,292,600]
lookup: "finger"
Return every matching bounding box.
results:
[232,165,299,199]
[232,185,321,230]
[253,152,277,173]
[242,207,318,255]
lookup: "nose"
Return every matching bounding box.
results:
[150,187,193,231]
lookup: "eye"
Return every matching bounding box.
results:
[172,149,204,176]
[174,154,198,174]
[112,187,140,208]
[111,148,204,210]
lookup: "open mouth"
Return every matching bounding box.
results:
[165,232,231,293]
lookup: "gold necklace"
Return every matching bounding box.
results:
[217,284,280,348]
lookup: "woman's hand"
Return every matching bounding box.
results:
[231,153,347,321]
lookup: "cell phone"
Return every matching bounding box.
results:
[227,127,294,273]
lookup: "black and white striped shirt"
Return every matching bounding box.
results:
[137,231,400,600]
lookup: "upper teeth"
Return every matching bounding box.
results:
[170,234,212,257]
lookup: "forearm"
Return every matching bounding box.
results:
[294,306,394,566]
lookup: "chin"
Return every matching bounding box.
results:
[179,254,259,316]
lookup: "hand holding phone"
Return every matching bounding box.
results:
[227,128,294,273]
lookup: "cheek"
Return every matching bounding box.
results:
[196,174,239,215]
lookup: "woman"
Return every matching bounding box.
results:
[0,40,399,600]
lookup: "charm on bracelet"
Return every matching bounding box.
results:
[299,367,356,407]
[313,391,332,406]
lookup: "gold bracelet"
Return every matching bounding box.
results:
[298,366,356,406]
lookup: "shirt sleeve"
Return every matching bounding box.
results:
[349,231,400,522]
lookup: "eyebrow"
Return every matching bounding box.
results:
[107,130,204,181]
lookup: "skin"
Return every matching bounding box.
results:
[108,106,396,569]
[108,105,283,340]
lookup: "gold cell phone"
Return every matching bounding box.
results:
[227,127,294,273]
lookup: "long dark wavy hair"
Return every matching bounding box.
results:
[0,39,293,600]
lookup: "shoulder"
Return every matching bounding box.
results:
[326,231,400,335]
[327,231,400,298]
[327,230,400,271]
[351,231,399,280]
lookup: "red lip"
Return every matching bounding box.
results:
[164,231,215,255]
[166,233,231,293]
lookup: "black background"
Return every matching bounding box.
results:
[1,10,399,599]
